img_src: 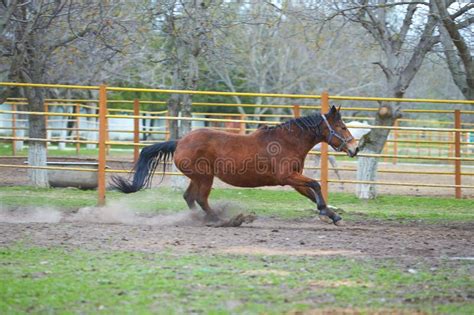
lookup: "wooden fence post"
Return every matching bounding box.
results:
[12,103,16,156]
[75,103,81,154]
[320,92,329,202]
[97,84,108,206]
[454,109,461,199]
[133,99,140,162]
[292,105,301,118]
[239,114,246,134]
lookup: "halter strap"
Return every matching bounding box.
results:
[321,114,353,152]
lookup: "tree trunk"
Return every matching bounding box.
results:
[356,102,400,199]
[166,40,198,139]
[181,94,192,136]
[168,53,197,191]
[167,94,188,191]
[167,94,180,140]
[180,50,198,136]
[356,154,378,199]
[164,1,205,191]
[25,87,48,187]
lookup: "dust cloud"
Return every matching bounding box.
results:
[0,199,251,227]
[0,206,62,223]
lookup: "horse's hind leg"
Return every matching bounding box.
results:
[192,176,254,227]
[194,176,220,221]
[183,180,198,209]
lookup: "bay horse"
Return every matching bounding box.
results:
[112,105,359,226]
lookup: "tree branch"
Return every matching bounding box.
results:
[435,0,472,80]
[399,7,439,89]
[393,3,418,53]
[50,26,91,51]
[456,16,474,30]
[450,3,474,20]
[0,0,18,35]
[326,1,429,21]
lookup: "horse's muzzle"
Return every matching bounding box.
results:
[347,146,359,158]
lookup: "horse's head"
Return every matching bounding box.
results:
[322,105,359,157]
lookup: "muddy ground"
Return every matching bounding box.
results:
[0,205,473,266]
[1,156,473,265]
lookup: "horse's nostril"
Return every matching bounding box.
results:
[349,147,359,157]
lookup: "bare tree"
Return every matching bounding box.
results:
[152,0,220,140]
[433,0,473,101]
[0,0,134,186]
[208,3,309,118]
[331,0,440,199]
[207,1,382,124]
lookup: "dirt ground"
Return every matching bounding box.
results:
[1,156,474,265]
[0,206,473,265]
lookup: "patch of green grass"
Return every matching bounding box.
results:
[1,186,474,222]
[211,188,474,221]
[0,143,133,158]
[329,192,474,222]
[0,143,94,157]
[0,187,99,210]
[0,246,472,314]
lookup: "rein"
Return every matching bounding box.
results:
[321,114,353,152]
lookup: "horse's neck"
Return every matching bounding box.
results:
[256,125,323,156]
[283,126,323,156]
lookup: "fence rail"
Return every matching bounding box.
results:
[1,82,473,205]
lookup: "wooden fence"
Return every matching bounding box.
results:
[0,82,473,205]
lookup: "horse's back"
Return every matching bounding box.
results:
[174,128,256,164]
[176,128,252,151]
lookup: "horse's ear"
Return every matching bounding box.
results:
[328,105,337,116]
[337,105,341,112]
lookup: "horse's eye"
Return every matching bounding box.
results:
[342,127,347,130]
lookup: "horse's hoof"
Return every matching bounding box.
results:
[318,215,333,224]
[206,220,225,227]
[224,213,246,227]
[243,212,257,224]
[332,214,344,226]
[204,214,220,223]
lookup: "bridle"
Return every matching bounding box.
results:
[321,114,353,152]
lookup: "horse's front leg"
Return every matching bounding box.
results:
[285,173,343,226]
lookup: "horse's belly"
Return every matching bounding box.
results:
[215,173,281,187]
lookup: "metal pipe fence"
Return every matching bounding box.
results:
[0,82,473,205]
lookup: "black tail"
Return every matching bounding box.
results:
[111,140,177,193]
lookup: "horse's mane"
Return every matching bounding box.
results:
[260,112,335,133]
